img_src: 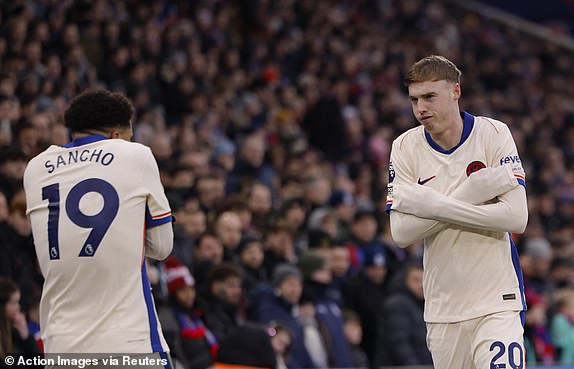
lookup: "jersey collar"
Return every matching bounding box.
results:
[424,111,475,155]
[63,134,108,148]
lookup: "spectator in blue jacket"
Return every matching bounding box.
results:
[299,251,353,368]
[249,263,316,369]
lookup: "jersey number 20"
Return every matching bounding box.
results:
[42,178,119,260]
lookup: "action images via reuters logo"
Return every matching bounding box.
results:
[5,354,169,368]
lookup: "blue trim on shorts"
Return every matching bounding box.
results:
[520,311,525,327]
[509,235,527,316]
[141,262,163,352]
[159,352,172,369]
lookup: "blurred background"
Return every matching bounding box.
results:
[0,0,573,368]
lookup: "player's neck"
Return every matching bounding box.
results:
[429,115,464,150]
[72,129,110,139]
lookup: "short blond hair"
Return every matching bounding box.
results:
[405,55,461,86]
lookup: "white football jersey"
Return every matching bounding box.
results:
[24,135,172,353]
[387,112,527,323]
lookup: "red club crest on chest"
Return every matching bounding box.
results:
[466,161,486,176]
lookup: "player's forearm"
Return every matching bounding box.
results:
[427,186,528,233]
[450,164,519,205]
[388,175,498,247]
[145,222,174,260]
[390,211,446,247]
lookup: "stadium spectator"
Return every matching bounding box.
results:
[213,323,277,369]
[298,296,329,369]
[376,261,432,366]
[342,244,390,365]
[299,251,353,368]
[172,207,207,270]
[523,290,555,365]
[550,289,574,364]
[249,263,316,369]
[522,237,556,297]
[198,263,243,342]
[262,222,297,278]
[0,277,41,360]
[268,322,294,369]
[236,234,267,293]
[0,146,27,201]
[163,257,215,369]
[192,232,224,292]
[342,309,369,369]
[329,190,357,241]
[214,211,243,262]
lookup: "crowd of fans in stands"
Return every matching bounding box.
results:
[0,0,573,367]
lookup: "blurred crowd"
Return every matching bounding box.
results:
[0,0,574,367]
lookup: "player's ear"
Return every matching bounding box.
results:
[452,83,461,100]
[109,130,121,139]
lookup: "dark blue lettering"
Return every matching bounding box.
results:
[68,150,78,164]
[56,155,66,168]
[90,149,102,162]
[79,150,90,161]
[45,161,55,173]
[101,153,114,166]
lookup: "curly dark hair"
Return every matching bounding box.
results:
[64,89,134,133]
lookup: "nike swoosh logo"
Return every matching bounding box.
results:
[417,176,436,185]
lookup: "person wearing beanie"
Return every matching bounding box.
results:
[342,244,390,366]
[163,256,218,369]
[299,252,353,368]
[271,264,302,290]
[248,263,316,369]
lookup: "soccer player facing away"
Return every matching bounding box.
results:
[387,55,528,369]
[24,90,173,363]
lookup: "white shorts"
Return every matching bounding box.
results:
[427,310,525,369]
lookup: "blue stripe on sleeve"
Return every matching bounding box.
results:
[517,178,526,188]
[145,206,173,228]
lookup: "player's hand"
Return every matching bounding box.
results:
[11,311,30,339]
[392,184,442,218]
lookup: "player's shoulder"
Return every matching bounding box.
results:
[392,125,424,151]
[102,138,150,150]
[473,115,511,136]
[101,139,154,157]
[24,145,59,172]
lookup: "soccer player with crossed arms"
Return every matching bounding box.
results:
[24,90,174,368]
[387,55,528,369]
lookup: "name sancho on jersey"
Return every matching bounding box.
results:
[44,148,115,173]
